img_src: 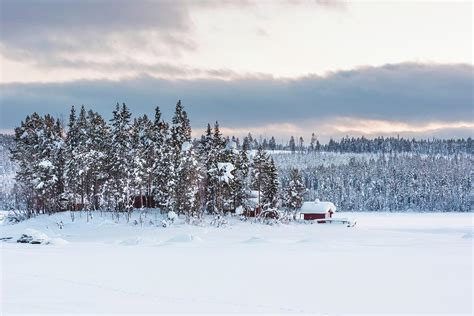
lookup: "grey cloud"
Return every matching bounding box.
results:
[1,63,472,137]
[1,0,190,36]
[0,0,193,58]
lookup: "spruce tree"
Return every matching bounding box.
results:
[232,144,250,211]
[283,168,306,214]
[174,142,202,220]
[64,106,81,211]
[108,103,133,214]
[152,108,174,212]
[250,146,268,210]
[85,110,110,210]
[262,157,279,209]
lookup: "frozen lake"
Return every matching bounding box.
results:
[1,211,472,314]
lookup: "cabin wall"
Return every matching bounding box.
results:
[303,213,326,220]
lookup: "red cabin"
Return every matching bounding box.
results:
[298,199,336,222]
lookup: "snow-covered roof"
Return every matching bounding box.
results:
[300,200,336,214]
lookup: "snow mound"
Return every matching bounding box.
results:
[119,237,157,246]
[24,228,49,241]
[242,236,267,244]
[17,229,67,245]
[166,234,203,243]
[49,237,69,246]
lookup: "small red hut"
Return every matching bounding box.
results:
[299,199,336,221]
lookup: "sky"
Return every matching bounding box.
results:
[0,0,473,142]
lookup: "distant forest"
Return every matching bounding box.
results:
[0,102,472,214]
[230,133,472,155]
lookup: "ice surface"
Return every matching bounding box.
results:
[1,211,472,314]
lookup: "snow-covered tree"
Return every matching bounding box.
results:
[231,144,250,210]
[261,157,279,209]
[152,110,174,212]
[174,142,202,220]
[108,103,133,214]
[250,146,268,209]
[282,168,306,213]
[85,110,110,210]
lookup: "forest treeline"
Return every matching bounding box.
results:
[276,153,471,212]
[2,101,472,215]
[237,133,472,155]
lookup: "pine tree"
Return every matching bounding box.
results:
[12,114,43,215]
[108,103,133,215]
[262,157,279,209]
[174,142,202,220]
[207,122,226,213]
[171,100,191,156]
[151,106,173,211]
[218,139,239,213]
[283,168,306,213]
[85,110,110,211]
[232,145,250,211]
[52,119,66,211]
[250,146,268,210]
[130,115,153,208]
[75,105,90,209]
[269,136,276,151]
[169,100,192,211]
[289,136,296,152]
[64,106,81,211]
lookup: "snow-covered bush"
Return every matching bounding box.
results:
[4,211,29,224]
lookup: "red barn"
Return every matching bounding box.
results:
[299,199,336,222]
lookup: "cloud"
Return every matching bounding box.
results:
[0,0,353,84]
[1,63,472,140]
[0,0,195,68]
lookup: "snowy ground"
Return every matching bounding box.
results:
[1,211,472,315]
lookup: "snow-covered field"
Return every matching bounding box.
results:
[1,211,472,315]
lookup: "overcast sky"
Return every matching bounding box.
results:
[1,0,472,142]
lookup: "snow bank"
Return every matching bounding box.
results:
[24,228,49,241]
[119,237,157,246]
[49,237,69,245]
[18,228,67,246]
[165,234,203,243]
